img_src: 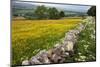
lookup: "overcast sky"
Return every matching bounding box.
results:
[13,0,91,12]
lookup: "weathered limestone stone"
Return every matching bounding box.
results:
[78,23,85,32]
[47,49,53,58]
[65,33,74,41]
[30,56,42,64]
[38,51,50,64]
[64,32,76,44]
[34,50,51,64]
[69,30,80,35]
[61,52,69,58]
[22,60,30,65]
[51,54,62,63]
[52,45,63,56]
[61,46,66,52]
[65,41,74,51]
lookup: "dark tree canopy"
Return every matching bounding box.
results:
[48,7,60,19]
[59,11,65,17]
[34,5,48,19]
[87,6,96,16]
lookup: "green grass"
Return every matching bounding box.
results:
[12,18,82,65]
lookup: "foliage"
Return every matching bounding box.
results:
[87,6,96,16]
[48,7,60,19]
[59,11,65,17]
[34,5,48,19]
[72,17,96,62]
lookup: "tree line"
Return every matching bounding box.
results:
[13,5,96,20]
[24,5,65,19]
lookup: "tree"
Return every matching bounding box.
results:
[34,5,48,19]
[48,7,60,19]
[87,6,96,16]
[59,11,65,17]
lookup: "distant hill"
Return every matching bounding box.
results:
[12,1,37,9]
[12,1,87,17]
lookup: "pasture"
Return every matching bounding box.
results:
[12,18,82,65]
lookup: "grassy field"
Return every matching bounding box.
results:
[12,18,82,65]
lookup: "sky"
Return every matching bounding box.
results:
[13,0,91,12]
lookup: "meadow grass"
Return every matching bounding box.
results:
[12,18,82,65]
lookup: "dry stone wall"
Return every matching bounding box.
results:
[22,22,86,65]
